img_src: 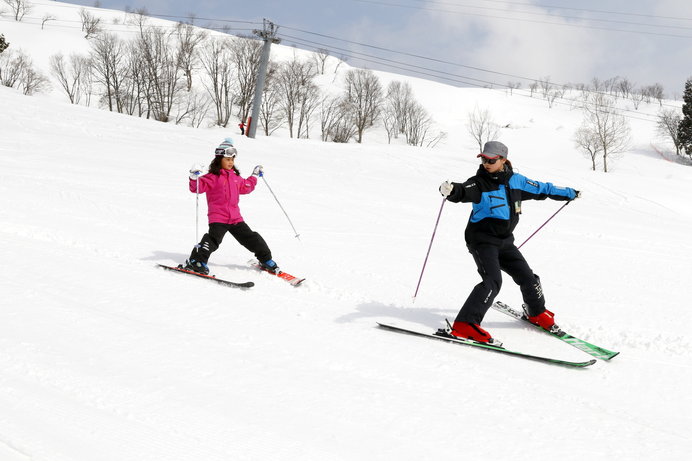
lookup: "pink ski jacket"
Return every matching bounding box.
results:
[189,169,258,224]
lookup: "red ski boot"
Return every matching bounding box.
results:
[527,309,556,331]
[450,321,503,346]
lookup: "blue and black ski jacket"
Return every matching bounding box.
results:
[447,165,577,246]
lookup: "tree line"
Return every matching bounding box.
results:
[509,76,670,110]
[501,75,692,170]
[1,1,690,163]
[0,7,443,146]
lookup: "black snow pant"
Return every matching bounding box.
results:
[189,222,272,264]
[455,242,546,325]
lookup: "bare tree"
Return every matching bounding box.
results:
[20,65,50,95]
[333,54,347,77]
[276,58,301,138]
[0,47,49,94]
[546,89,561,108]
[657,108,684,156]
[41,14,55,29]
[574,125,602,171]
[312,48,330,75]
[319,95,350,142]
[199,37,236,127]
[529,81,538,97]
[319,94,359,143]
[89,33,127,112]
[383,80,435,146]
[466,106,500,152]
[276,58,318,138]
[188,91,212,128]
[425,131,448,149]
[618,78,633,99]
[49,53,89,104]
[260,83,285,136]
[538,76,553,99]
[381,100,398,144]
[297,80,320,138]
[578,93,631,172]
[259,63,284,136]
[319,95,339,142]
[589,77,604,92]
[640,86,653,104]
[331,119,358,142]
[125,7,149,28]
[79,8,102,39]
[120,43,149,116]
[630,90,645,110]
[0,48,26,88]
[646,83,665,106]
[135,26,184,122]
[174,89,210,126]
[386,80,414,137]
[80,59,95,107]
[574,82,588,98]
[507,81,521,96]
[343,68,383,143]
[404,101,434,146]
[3,0,32,21]
[175,22,207,91]
[229,37,262,124]
[603,76,621,96]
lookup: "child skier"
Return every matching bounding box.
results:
[439,141,580,345]
[184,138,279,275]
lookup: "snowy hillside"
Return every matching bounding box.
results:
[2,2,692,461]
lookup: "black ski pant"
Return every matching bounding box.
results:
[189,222,272,264]
[455,242,545,325]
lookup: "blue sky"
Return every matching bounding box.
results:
[60,0,691,98]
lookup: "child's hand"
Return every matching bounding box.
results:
[189,163,205,179]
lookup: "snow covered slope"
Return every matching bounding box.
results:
[1,2,692,460]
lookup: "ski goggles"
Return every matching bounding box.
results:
[480,156,500,165]
[215,146,237,158]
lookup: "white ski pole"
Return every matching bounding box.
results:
[195,177,200,247]
[261,175,300,239]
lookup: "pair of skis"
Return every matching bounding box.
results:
[160,264,613,368]
[158,262,305,289]
[378,301,619,368]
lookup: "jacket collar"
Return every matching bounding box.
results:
[477,164,513,183]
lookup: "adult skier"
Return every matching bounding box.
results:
[439,141,580,345]
[184,138,279,275]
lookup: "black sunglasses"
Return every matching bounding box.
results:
[481,157,501,165]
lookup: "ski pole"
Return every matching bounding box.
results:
[517,201,571,249]
[413,197,447,302]
[261,175,300,239]
[195,177,200,247]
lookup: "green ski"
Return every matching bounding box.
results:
[491,301,619,361]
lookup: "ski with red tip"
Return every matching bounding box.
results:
[250,262,305,286]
